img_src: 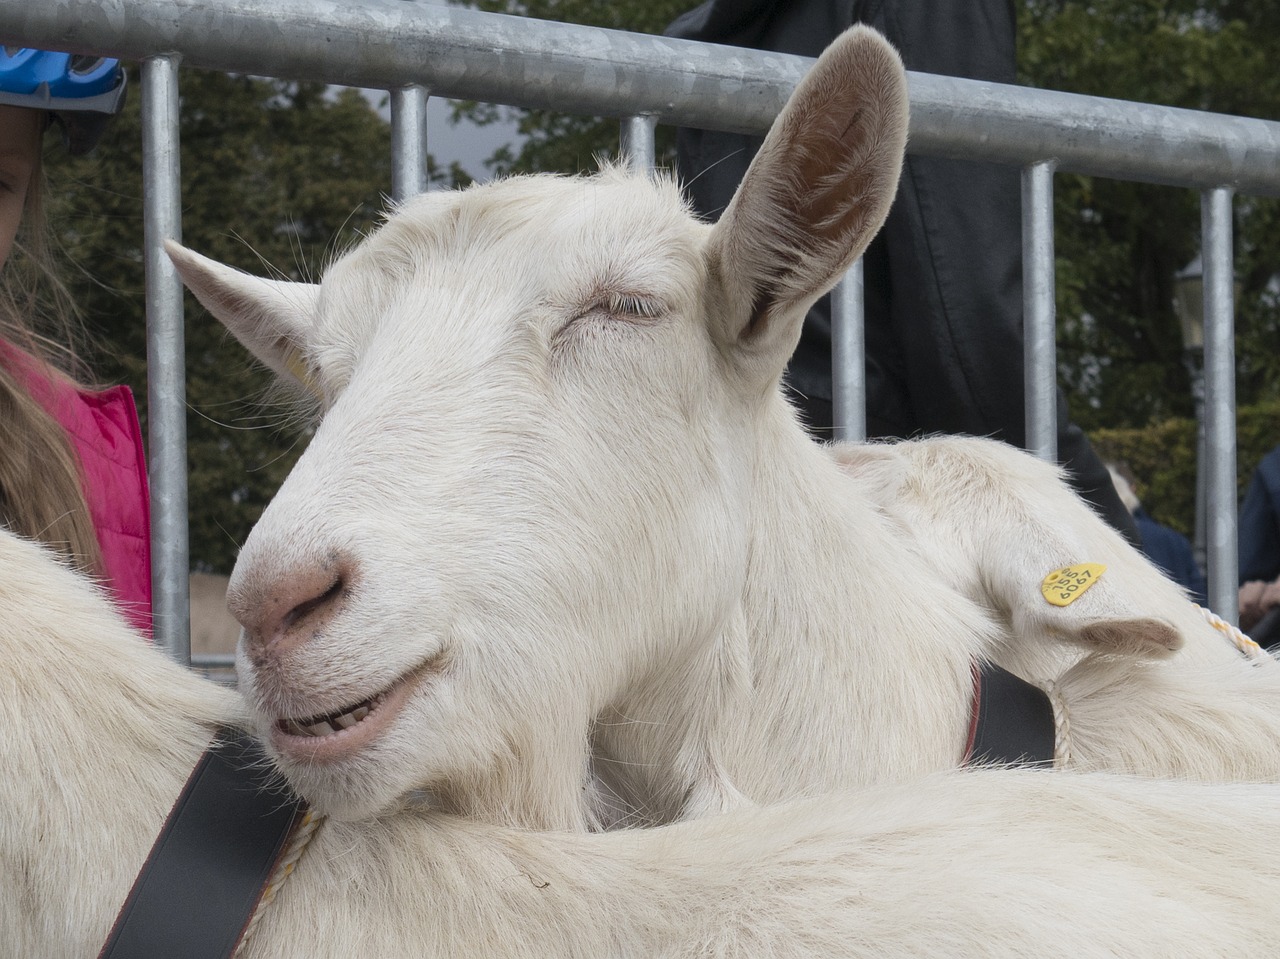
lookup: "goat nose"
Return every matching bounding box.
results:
[232,556,352,663]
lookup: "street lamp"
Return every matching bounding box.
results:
[1173,255,1206,351]
[1172,255,1207,573]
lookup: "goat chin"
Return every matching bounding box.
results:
[4,526,1280,959]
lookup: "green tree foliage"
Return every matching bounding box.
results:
[33,2,1280,570]
[1093,399,1280,537]
[1019,0,1280,431]
[44,70,391,572]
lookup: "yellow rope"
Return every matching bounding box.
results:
[1037,603,1271,771]
[1039,679,1071,768]
[1195,604,1271,662]
[233,809,325,958]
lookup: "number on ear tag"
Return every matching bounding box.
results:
[1040,563,1107,607]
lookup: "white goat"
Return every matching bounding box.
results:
[169,25,1280,831]
[4,525,1280,958]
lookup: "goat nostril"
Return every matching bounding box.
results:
[282,576,344,631]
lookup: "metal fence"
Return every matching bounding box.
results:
[4,0,1279,662]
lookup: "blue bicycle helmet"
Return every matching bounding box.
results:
[0,48,128,155]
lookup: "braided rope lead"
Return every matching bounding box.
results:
[233,809,326,958]
[1195,605,1272,662]
[1037,601,1273,770]
[1039,679,1071,768]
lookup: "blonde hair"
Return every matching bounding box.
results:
[0,133,105,576]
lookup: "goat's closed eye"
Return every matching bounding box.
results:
[576,293,665,324]
[550,292,665,357]
[604,294,664,320]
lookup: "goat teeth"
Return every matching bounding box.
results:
[280,697,378,739]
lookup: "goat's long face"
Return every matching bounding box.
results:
[172,176,757,820]
[171,24,907,821]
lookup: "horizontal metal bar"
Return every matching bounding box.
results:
[191,653,236,670]
[3,0,1279,195]
[904,73,1280,197]
[191,653,237,685]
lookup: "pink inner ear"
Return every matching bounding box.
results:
[1078,618,1184,659]
[721,27,908,345]
[771,52,908,286]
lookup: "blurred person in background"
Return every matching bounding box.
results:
[1238,444,1280,645]
[0,48,151,634]
[1106,461,1206,607]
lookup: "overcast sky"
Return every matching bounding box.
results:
[357,88,521,183]
[356,0,521,183]
[426,98,519,182]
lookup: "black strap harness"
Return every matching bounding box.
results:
[98,727,308,959]
[965,662,1057,767]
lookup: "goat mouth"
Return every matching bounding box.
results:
[269,657,439,764]
[278,695,383,738]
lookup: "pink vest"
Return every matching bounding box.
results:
[2,342,153,635]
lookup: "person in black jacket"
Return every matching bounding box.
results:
[666,0,1140,545]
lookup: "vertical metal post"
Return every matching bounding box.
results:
[831,258,866,443]
[391,84,429,202]
[1021,160,1058,462]
[1189,360,1207,574]
[1202,187,1238,622]
[620,115,657,175]
[142,55,190,664]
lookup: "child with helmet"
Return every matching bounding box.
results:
[0,48,152,634]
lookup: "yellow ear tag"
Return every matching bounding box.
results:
[1040,563,1107,607]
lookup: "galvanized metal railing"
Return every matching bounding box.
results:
[4,0,1279,659]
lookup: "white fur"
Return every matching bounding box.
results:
[167,26,1280,831]
[4,526,1280,958]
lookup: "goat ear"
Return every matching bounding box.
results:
[706,25,907,386]
[165,240,320,390]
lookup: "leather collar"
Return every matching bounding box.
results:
[98,726,308,959]
[965,661,1056,767]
